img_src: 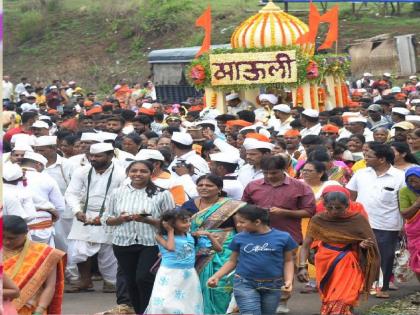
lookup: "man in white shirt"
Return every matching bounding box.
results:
[3,163,38,221]
[65,143,126,292]
[346,117,374,142]
[33,136,72,249]
[226,93,254,115]
[3,75,14,100]
[300,109,321,138]
[19,151,65,246]
[68,132,102,171]
[14,77,29,100]
[210,152,244,200]
[355,72,374,89]
[238,138,273,186]
[346,143,405,298]
[168,132,209,197]
[270,104,293,134]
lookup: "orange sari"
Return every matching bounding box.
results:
[307,213,380,315]
[4,240,65,315]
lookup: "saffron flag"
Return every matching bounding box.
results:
[195,5,212,58]
[296,3,339,51]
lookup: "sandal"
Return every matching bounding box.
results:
[65,283,94,293]
[375,291,390,299]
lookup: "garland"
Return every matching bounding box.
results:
[186,45,350,92]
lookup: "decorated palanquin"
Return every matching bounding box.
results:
[187,1,350,113]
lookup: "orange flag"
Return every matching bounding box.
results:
[195,5,212,58]
[296,3,339,51]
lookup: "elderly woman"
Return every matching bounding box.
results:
[373,127,390,144]
[181,174,246,314]
[298,191,380,315]
[399,167,420,281]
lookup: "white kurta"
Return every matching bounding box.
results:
[237,164,264,187]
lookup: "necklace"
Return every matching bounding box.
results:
[198,196,220,211]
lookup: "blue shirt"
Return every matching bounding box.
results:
[159,233,196,269]
[229,229,297,279]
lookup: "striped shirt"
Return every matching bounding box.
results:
[102,183,176,246]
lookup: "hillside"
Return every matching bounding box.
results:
[4,0,420,94]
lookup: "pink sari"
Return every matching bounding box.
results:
[405,211,420,273]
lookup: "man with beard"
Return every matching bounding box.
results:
[65,143,125,293]
[283,129,302,160]
[132,115,151,135]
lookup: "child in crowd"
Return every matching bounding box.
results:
[145,209,221,315]
[207,205,297,315]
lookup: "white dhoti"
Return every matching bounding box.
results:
[68,240,117,284]
[29,226,55,247]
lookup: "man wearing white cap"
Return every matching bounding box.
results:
[3,142,33,164]
[65,142,126,292]
[68,132,102,169]
[135,149,187,206]
[300,109,321,138]
[31,120,50,137]
[355,72,374,89]
[226,92,254,115]
[347,117,374,142]
[100,131,135,169]
[270,104,293,134]
[237,138,273,186]
[210,152,244,200]
[391,107,410,124]
[255,94,278,124]
[19,151,66,246]
[33,136,73,250]
[3,162,38,222]
[169,132,210,197]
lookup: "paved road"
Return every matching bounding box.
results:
[63,279,419,314]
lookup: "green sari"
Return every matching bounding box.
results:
[191,198,246,315]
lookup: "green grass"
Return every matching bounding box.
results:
[3,0,420,91]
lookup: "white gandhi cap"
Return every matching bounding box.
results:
[3,162,23,181]
[33,136,57,146]
[302,109,319,118]
[31,120,49,129]
[90,143,114,154]
[81,132,102,142]
[272,104,291,113]
[210,152,240,164]
[24,151,48,166]
[226,93,239,101]
[135,149,165,161]
[243,138,274,151]
[391,107,410,116]
[171,132,193,146]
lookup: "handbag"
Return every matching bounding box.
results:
[393,233,415,283]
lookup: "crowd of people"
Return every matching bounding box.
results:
[2,73,420,315]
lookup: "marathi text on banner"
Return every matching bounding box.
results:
[209,50,297,86]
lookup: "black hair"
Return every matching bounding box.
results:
[329,116,343,128]
[215,114,237,122]
[290,119,303,129]
[272,138,287,151]
[158,209,191,235]
[330,107,345,116]
[304,160,329,181]
[215,161,238,174]
[63,134,79,145]
[198,123,215,132]
[143,131,159,139]
[301,135,324,146]
[308,148,331,163]
[349,134,366,144]
[369,143,395,164]
[319,111,330,117]
[121,109,136,122]
[256,148,271,155]
[157,146,172,166]
[163,126,181,135]
[239,128,256,136]
[390,141,419,165]
[323,191,349,209]
[201,140,216,159]
[3,215,28,234]
[196,174,227,197]
[133,115,152,126]
[291,106,304,113]
[237,110,255,123]
[78,115,93,121]
[236,205,270,225]
[414,129,420,138]
[21,111,38,124]
[126,160,164,197]
[154,112,164,121]
[107,115,125,125]
[56,129,74,141]
[260,155,286,171]
[124,133,142,145]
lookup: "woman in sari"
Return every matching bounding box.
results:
[399,166,420,281]
[3,215,65,315]
[181,174,246,314]
[298,191,380,315]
